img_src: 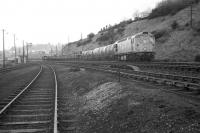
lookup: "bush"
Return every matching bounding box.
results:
[98,19,131,33]
[96,31,113,42]
[76,39,91,47]
[87,33,95,39]
[117,27,125,35]
[185,23,189,27]
[194,21,200,33]
[148,0,200,19]
[96,26,125,45]
[151,30,167,40]
[76,33,95,47]
[171,21,179,29]
[195,54,200,62]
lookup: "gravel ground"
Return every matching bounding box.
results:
[55,64,200,133]
[0,65,40,101]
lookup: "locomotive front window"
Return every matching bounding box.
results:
[114,44,118,52]
[131,39,134,44]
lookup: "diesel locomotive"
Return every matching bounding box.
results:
[45,32,155,61]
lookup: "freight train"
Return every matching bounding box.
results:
[45,32,155,61]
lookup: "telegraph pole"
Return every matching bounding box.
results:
[118,66,121,82]
[23,41,25,63]
[61,45,63,56]
[51,47,53,56]
[2,29,5,68]
[56,45,58,56]
[190,4,193,28]
[26,43,28,62]
[14,34,16,60]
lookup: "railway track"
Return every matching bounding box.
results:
[55,62,200,90]
[93,65,200,90]
[52,60,200,74]
[0,65,58,132]
[109,65,200,85]
[57,62,200,99]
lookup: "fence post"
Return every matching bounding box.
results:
[118,66,120,82]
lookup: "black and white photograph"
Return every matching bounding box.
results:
[0,0,200,132]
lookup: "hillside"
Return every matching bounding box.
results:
[63,2,200,61]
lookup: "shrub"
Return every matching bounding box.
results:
[96,26,125,45]
[117,27,125,35]
[195,54,200,62]
[171,21,179,29]
[96,31,113,42]
[98,19,131,34]
[151,30,167,40]
[87,33,95,39]
[194,21,200,33]
[185,23,189,27]
[196,28,200,33]
[76,39,91,47]
[148,0,200,19]
[76,33,95,47]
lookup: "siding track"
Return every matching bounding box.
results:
[56,62,200,103]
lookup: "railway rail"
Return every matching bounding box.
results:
[109,65,200,84]
[51,60,200,74]
[57,62,200,97]
[0,65,58,132]
[54,61,200,89]
[48,60,200,66]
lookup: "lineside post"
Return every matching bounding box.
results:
[23,41,25,63]
[2,29,5,68]
[14,34,17,63]
[190,3,193,28]
[118,65,120,82]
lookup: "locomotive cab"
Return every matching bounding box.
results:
[134,32,155,53]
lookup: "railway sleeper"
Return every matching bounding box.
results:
[163,80,175,86]
[174,81,200,92]
[58,126,76,132]
[0,115,51,122]
[146,77,155,82]
[0,128,49,133]
[186,84,200,92]
[151,78,165,84]
[16,101,52,105]
[131,70,200,84]
[146,72,199,84]
[9,109,52,114]
[0,121,51,130]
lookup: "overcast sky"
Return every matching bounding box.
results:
[0,0,161,50]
